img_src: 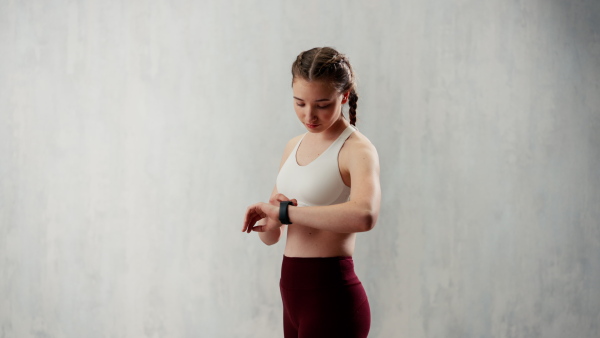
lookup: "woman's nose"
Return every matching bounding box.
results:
[307,107,317,120]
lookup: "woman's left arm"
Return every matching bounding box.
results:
[243,139,381,234]
[288,140,381,233]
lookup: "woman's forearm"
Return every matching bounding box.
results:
[258,225,284,245]
[286,201,378,233]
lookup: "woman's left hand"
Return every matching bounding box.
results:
[242,202,281,233]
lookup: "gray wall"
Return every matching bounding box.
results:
[1,1,599,337]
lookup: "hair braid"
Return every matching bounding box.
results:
[348,89,358,126]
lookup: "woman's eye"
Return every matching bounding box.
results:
[295,103,329,108]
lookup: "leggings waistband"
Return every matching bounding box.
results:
[280,255,361,290]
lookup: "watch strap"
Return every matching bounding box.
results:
[279,201,293,225]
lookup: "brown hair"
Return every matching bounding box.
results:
[291,47,358,126]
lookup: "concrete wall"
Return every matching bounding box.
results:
[1,0,599,337]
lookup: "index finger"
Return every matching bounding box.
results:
[273,193,293,203]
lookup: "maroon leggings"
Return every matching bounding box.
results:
[279,255,371,338]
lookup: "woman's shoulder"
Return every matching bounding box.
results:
[340,128,380,167]
[345,128,377,153]
[283,133,305,153]
[287,133,305,147]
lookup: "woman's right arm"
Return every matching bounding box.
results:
[255,135,303,246]
[257,187,287,245]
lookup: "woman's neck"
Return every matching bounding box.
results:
[312,116,349,142]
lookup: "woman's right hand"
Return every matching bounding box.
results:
[269,193,298,208]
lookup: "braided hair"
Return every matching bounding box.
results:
[291,47,359,126]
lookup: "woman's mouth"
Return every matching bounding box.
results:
[306,123,319,129]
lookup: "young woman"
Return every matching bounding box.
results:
[242,47,381,338]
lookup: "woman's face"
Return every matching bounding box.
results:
[292,78,348,133]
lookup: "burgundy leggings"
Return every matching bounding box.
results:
[279,255,371,338]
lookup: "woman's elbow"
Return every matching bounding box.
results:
[260,238,278,246]
[359,209,379,232]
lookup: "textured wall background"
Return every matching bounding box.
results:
[1,0,599,337]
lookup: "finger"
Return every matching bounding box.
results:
[270,194,285,205]
[243,205,261,232]
[252,219,267,233]
[242,211,249,232]
[247,218,255,233]
[242,208,254,232]
[269,195,278,205]
[245,215,255,233]
[242,211,254,232]
[247,213,263,233]
[243,206,252,231]
[271,194,296,206]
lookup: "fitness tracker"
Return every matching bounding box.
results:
[279,201,294,225]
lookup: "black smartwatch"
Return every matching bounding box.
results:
[279,201,294,225]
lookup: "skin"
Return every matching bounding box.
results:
[242,78,381,257]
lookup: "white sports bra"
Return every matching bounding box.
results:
[276,125,356,207]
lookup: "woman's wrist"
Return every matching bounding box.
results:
[279,201,294,225]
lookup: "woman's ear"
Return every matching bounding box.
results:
[341,91,350,104]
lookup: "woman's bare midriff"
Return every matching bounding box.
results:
[283,223,356,257]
